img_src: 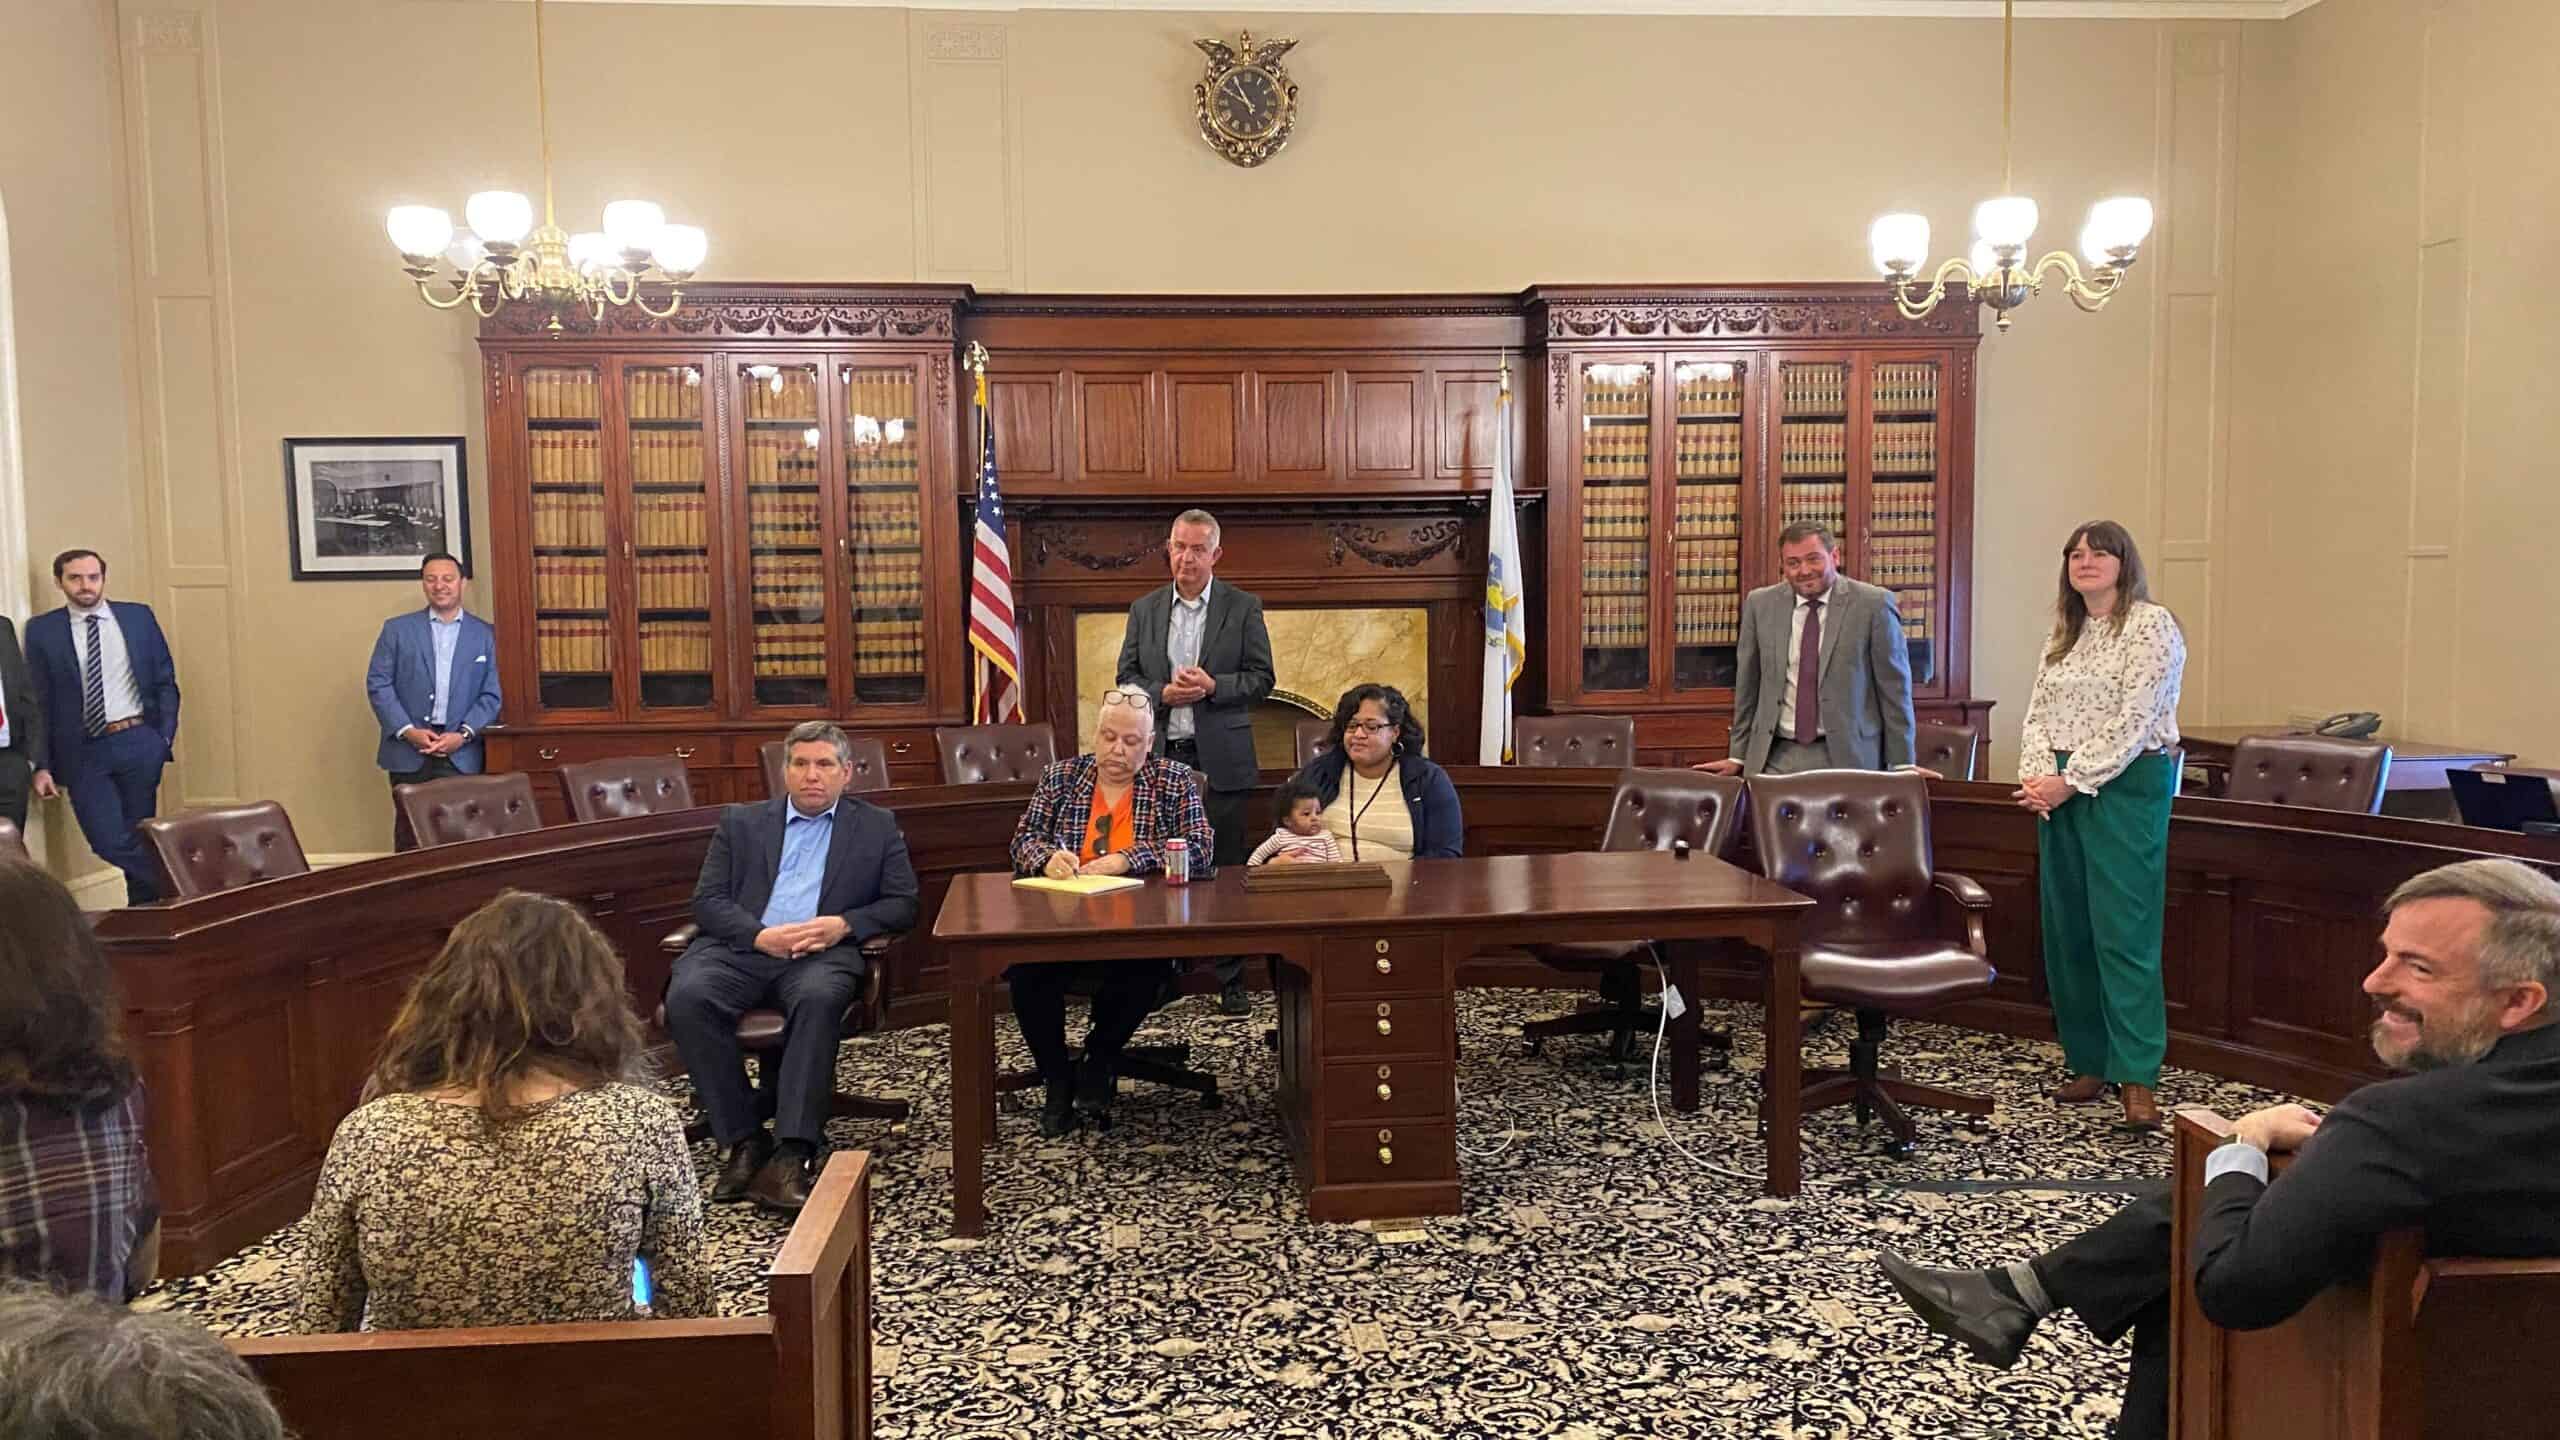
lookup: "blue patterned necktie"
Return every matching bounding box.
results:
[82,614,107,737]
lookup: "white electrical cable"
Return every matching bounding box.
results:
[1454,1074,1517,1161]
[1646,959,1805,1187]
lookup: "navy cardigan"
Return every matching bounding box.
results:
[1288,749,1465,860]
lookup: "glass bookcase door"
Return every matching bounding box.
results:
[1669,357,1747,692]
[739,361,831,710]
[1575,359,1655,694]
[523,361,613,713]
[1777,357,1852,545]
[842,361,926,707]
[624,361,718,712]
[1863,357,1943,688]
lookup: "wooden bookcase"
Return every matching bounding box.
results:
[476,286,970,819]
[1523,286,1994,766]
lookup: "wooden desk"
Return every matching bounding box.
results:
[932,851,1812,1234]
[2180,724,2516,820]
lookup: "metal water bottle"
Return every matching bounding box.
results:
[1164,837,1191,885]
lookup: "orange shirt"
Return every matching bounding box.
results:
[1081,783,1134,864]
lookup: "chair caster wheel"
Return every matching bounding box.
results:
[1703,1052,1730,1072]
[1524,1037,1544,1056]
[1201,1089,1223,1111]
[1882,1138,1916,1161]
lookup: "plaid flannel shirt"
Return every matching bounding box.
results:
[1,1085,158,1300]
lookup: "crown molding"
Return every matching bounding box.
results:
[476,0,2327,20]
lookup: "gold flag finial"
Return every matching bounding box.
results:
[966,340,988,408]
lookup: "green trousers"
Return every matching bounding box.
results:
[2037,750,2176,1086]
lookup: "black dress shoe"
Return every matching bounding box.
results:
[745,1147,819,1214]
[1218,979,1252,1017]
[1878,1251,2039,1369]
[1037,1081,1078,1139]
[1073,1055,1115,1130]
[712,1132,775,1203]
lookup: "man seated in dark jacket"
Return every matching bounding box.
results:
[667,721,918,1214]
[1878,858,2560,1440]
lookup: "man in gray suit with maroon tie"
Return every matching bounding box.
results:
[1699,522,1916,777]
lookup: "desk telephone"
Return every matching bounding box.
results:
[2313,712,2383,740]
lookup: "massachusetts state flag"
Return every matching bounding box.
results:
[968,369,1025,724]
[1479,364,1527,765]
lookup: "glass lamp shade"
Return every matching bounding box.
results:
[602,200,664,257]
[1972,195,2040,251]
[1969,238,2001,277]
[1869,213,1932,275]
[385,205,454,260]
[566,232,615,274]
[442,231,488,274]
[653,223,707,278]
[2083,196,2154,260]
[464,190,534,247]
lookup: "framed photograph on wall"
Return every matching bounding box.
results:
[282,436,471,580]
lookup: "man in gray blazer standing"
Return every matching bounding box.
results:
[1118,508,1275,1014]
[1701,523,1916,777]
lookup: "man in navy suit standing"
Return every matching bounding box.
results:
[366,552,503,849]
[667,720,919,1213]
[26,550,181,905]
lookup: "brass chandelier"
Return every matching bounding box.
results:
[1868,0,2152,331]
[383,0,705,330]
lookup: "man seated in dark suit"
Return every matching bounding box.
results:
[1878,858,2560,1440]
[666,721,918,1213]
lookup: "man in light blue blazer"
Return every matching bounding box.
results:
[366,552,502,848]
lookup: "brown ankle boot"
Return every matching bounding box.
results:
[2055,1075,2108,1105]
[2115,1083,2162,1132]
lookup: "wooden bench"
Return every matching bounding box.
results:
[231,1151,874,1440]
[2169,1111,2560,1439]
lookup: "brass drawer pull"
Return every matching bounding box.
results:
[1377,1128,1393,1143]
[1374,939,1390,954]
[891,741,913,755]
[1375,956,1393,975]
[673,745,697,760]
[1377,1147,1394,1166]
[1375,1003,1392,1016]
[537,746,560,761]
[1376,1083,1393,1101]
[1376,1019,1392,1036]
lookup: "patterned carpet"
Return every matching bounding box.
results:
[142,991,2296,1439]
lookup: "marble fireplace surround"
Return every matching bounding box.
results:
[1071,607,1431,768]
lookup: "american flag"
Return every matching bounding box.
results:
[967,374,1025,724]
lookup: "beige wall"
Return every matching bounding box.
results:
[8,0,2227,873]
[2227,0,2557,763]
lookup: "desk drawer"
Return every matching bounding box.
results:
[489,731,725,768]
[1322,1059,1451,1125]
[1320,996,1450,1060]
[1319,934,1445,997]
[1324,1122,1454,1184]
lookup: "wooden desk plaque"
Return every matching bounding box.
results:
[1242,862,1393,892]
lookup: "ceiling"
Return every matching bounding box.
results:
[519,0,2330,19]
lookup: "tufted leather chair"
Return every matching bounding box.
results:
[1523,769,1748,1075]
[934,723,1057,785]
[2226,735,2392,815]
[394,773,544,849]
[761,735,891,800]
[656,929,910,1139]
[0,818,26,864]
[1294,718,1334,769]
[558,757,696,822]
[1913,721,1981,782]
[1746,769,1996,1160]
[140,803,311,901]
[1514,714,1637,768]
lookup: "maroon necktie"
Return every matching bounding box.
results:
[1794,597,1823,745]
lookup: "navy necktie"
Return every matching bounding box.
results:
[82,614,108,738]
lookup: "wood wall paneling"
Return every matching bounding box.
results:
[987,370,1064,482]
[1167,369,1249,487]
[1072,370,1156,485]
[1255,370,1338,483]
[1346,371,1426,482]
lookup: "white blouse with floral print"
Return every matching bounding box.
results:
[2018,599,2187,795]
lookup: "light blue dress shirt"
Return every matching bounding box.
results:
[427,610,462,727]
[760,807,836,928]
[1165,578,1211,742]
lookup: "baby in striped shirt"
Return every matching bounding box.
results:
[1246,777,1341,866]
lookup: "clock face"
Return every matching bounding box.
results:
[1209,66,1285,139]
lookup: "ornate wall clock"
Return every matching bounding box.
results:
[1193,31,1299,169]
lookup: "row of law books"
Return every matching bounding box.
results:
[635,557,712,611]
[532,490,606,549]
[1674,366,1744,417]
[854,620,925,676]
[1872,422,1939,475]
[1781,484,1848,532]
[626,368,704,421]
[1675,591,1743,646]
[536,619,611,673]
[750,558,826,613]
[630,432,705,486]
[753,624,827,678]
[850,569,925,610]
[851,493,921,547]
[1582,595,1651,648]
[639,620,713,673]
[1672,538,1742,590]
[845,370,921,482]
[1898,588,1935,640]
[534,557,609,611]
[527,369,601,421]
[1582,371,1651,417]
[745,433,822,487]
[1674,422,1745,479]
[1873,362,1940,413]
[1871,482,1940,532]
[1582,427,1655,480]
[1780,422,1849,476]
[530,432,602,485]
[1868,537,1938,589]
[744,369,822,422]
[1782,365,1848,416]
[1674,482,1744,538]
[747,493,823,548]
[1578,541,1651,594]
[633,493,710,549]
[1581,486,1652,539]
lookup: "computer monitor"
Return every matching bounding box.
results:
[2448,768,2560,834]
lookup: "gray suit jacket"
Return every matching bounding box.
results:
[1728,575,1917,774]
[1116,580,1275,792]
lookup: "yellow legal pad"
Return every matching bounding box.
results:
[1009,875,1146,896]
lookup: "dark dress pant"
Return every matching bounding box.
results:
[65,726,168,904]
[1007,960,1169,1088]
[666,938,864,1148]
[2036,1180,2175,1440]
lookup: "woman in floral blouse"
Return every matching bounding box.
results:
[292,890,713,1331]
[2015,521,2187,1132]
